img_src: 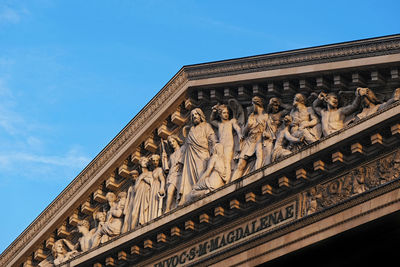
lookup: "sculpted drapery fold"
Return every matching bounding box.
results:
[39,85,400,266]
[179,108,217,204]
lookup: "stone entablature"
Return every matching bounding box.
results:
[1,35,400,267]
[69,102,400,266]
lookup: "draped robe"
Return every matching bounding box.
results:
[148,167,164,221]
[125,171,152,229]
[178,122,216,204]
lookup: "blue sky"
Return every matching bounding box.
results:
[0,0,399,253]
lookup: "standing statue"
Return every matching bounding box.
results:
[92,192,126,247]
[164,135,184,213]
[148,154,166,221]
[271,115,304,161]
[231,96,269,181]
[289,93,321,145]
[52,239,79,266]
[210,101,243,182]
[354,87,400,121]
[312,91,361,136]
[179,108,217,204]
[124,157,152,231]
[188,143,226,201]
[263,97,290,165]
[121,170,139,233]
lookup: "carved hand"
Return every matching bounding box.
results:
[263,131,271,140]
[318,92,326,101]
[158,189,165,197]
[357,87,368,96]
[212,104,219,113]
[299,121,308,129]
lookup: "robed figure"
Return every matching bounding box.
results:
[148,154,166,221]
[179,108,216,205]
[122,157,152,232]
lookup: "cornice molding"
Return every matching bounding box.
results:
[1,34,400,266]
[0,70,188,266]
[69,102,400,266]
[184,34,400,79]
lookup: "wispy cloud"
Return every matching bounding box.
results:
[0,5,29,24]
[0,78,23,135]
[0,75,90,182]
[0,145,91,183]
[0,148,90,170]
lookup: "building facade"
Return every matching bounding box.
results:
[2,34,400,267]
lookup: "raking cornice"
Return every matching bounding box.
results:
[1,34,400,267]
[185,34,400,79]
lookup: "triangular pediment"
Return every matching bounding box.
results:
[2,34,400,267]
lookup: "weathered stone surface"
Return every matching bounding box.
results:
[3,35,400,267]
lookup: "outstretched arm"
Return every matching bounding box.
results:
[308,108,319,128]
[312,93,325,117]
[210,107,219,128]
[378,88,400,111]
[341,93,361,116]
[158,171,166,197]
[284,129,301,143]
[281,103,292,116]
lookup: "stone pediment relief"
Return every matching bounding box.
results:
[2,35,400,267]
[38,83,400,266]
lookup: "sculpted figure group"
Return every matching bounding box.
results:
[40,86,400,266]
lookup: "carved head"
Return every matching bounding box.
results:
[94,210,106,223]
[167,135,183,150]
[105,192,116,203]
[283,115,292,125]
[217,104,230,120]
[150,154,161,167]
[118,191,127,199]
[117,191,127,207]
[139,157,149,169]
[77,219,90,233]
[309,187,317,197]
[326,93,339,108]
[52,240,67,258]
[191,108,206,125]
[252,96,264,108]
[52,239,76,264]
[293,93,306,107]
[267,97,281,113]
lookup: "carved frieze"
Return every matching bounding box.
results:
[300,149,400,217]
[3,36,400,267]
